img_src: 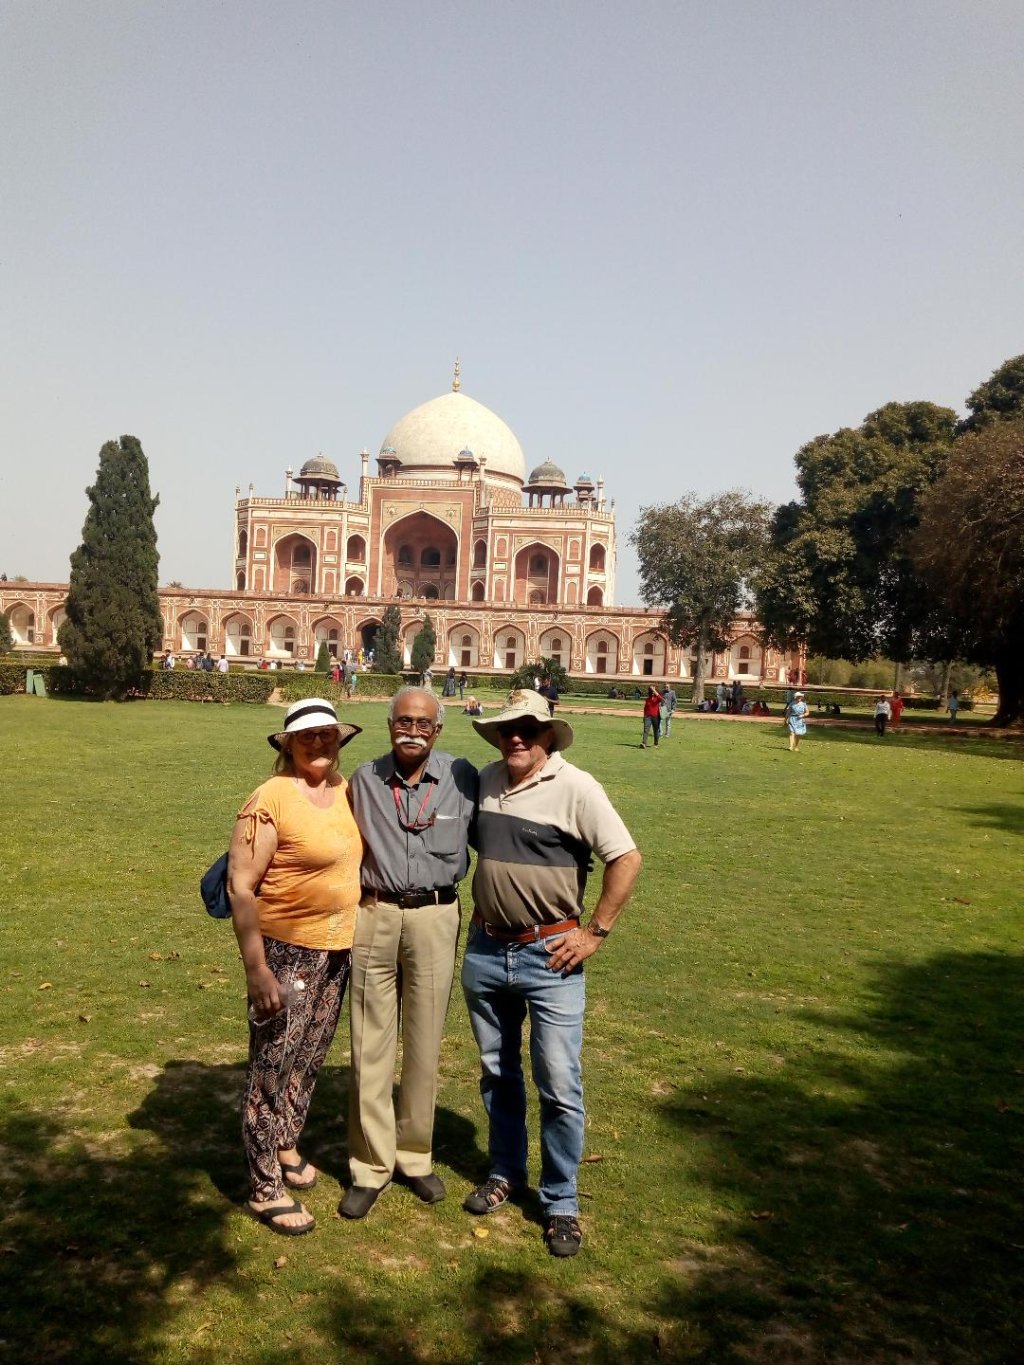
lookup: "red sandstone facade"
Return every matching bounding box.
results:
[1,376,802,683]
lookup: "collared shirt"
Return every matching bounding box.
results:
[472,751,637,931]
[348,748,478,896]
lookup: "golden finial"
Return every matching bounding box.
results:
[452,357,461,392]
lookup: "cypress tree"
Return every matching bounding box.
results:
[59,435,164,699]
[315,641,332,673]
[410,614,437,676]
[0,611,12,655]
[374,604,403,674]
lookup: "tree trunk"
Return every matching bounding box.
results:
[992,654,1024,727]
[693,639,707,704]
[893,660,903,692]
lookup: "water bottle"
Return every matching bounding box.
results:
[248,977,306,1025]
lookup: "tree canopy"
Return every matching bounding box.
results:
[959,353,1024,433]
[630,490,773,700]
[373,605,403,674]
[755,401,959,663]
[410,614,437,675]
[511,656,571,694]
[0,611,12,655]
[58,435,163,699]
[913,419,1024,725]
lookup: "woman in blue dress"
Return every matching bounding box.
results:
[786,690,808,751]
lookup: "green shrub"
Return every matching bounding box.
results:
[0,662,27,695]
[315,642,331,673]
[2,665,276,703]
[276,672,405,704]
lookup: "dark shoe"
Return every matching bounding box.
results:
[279,1156,317,1190]
[339,1183,389,1219]
[399,1171,446,1204]
[545,1214,582,1257]
[463,1175,513,1215]
[245,1198,315,1237]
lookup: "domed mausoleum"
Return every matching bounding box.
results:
[3,365,803,686]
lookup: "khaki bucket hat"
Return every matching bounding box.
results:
[472,688,574,751]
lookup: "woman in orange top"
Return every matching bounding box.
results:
[228,698,363,1236]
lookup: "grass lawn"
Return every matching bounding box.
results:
[1,694,1021,1364]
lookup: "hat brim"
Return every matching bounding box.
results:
[472,715,574,752]
[268,723,362,752]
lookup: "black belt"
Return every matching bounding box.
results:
[364,886,459,909]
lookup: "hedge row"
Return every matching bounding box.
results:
[0,663,275,703]
[276,672,406,704]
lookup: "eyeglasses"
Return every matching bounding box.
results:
[292,727,340,746]
[496,720,547,742]
[391,716,438,734]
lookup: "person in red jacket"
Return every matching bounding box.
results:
[641,685,664,748]
[890,690,905,730]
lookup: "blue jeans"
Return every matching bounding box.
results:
[642,714,661,746]
[461,922,585,1216]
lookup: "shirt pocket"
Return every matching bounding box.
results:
[426,813,464,857]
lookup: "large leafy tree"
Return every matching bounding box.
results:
[0,611,12,655]
[410,614,437,676]
[511,656,571,694]
[58,435,163,698]
[913,419,1024,726]
[630,490,773,701]
[958,353,1024,433]
[756,402,958,664]
[373,604,403,674]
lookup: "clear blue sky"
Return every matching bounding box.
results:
[2,1,1021,603]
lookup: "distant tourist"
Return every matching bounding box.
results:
[443,667,457,697]
[462,695,483,716]
[641,685,663,748]
[890,691,904,730]
[660,684,677,736]
[458,671,468,700]
[218,655,229,674]
[786,690,808,752]
[947,690,960,723]
[874,695,891,737]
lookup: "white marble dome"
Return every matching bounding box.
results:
[379,391,525,483]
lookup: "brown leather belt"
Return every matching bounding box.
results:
[472,912,579,944]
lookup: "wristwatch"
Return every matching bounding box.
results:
[587,921,610,939]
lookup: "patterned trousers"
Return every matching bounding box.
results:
[241,936,351,1201]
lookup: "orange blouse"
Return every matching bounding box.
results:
[237,774,363,950]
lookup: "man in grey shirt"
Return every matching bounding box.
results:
[342,687,477,1218]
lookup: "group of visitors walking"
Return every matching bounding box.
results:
[224,686,641,1257]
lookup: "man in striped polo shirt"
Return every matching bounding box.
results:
[461,690,642,1257]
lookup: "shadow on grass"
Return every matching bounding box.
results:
[658,950,1024,1363]
[0,1105,238,1365]
[810,722,1024,761]
[960,802,1024,837]
[6,956,1022,1364]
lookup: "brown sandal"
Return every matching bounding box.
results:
[463,1175,513,1214]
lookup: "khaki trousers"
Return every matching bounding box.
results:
[348,895,461,1188]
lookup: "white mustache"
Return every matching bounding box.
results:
[396,735,428,749]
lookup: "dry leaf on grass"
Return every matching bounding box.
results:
[38,982,53,990]
[148,952,164,961]
[582,1154,605,1163]
[78,1014,92,1023]
[138,980,152,989]
[273,1255,288,1269]
[472,1227,489,1239]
